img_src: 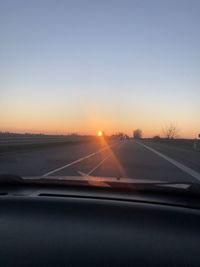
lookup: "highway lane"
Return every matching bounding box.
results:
[0,140,113,176]
[0,139,199,183]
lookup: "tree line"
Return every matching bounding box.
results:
[133,123,180,140]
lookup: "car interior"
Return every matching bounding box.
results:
[0,175,200,266]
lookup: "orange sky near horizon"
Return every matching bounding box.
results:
[1,91,199,139]
[1,104,199,139]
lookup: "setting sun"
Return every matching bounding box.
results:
[98,131,103,137]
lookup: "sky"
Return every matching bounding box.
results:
[0,0,199,138]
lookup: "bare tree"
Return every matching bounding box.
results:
[133,129,142,139]
[162,123,180,139]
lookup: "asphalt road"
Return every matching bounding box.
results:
[0,139,200,183]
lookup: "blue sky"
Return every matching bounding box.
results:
[0,0,199,137]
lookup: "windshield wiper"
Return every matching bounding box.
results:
[0,174,24,185]
[1,174,200,196]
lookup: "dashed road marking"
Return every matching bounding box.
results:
[42,142,119,177]
[86,153,113,176]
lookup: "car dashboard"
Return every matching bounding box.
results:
[0,184,200,266]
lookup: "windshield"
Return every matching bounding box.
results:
[0,0,200,189]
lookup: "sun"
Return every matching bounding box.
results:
[98,130,103,137]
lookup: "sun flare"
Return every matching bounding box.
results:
[98,131,103,137]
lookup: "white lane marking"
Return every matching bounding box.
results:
[87,153,112,176]
[77,143,123,186]
[42,142,118,177]
[135,141,200,182]
[84,140,125,176]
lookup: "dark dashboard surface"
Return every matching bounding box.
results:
[0,185,200,267]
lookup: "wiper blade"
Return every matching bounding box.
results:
[1,174,200,196]
[0,174,24,185]
[132,182,200,195]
